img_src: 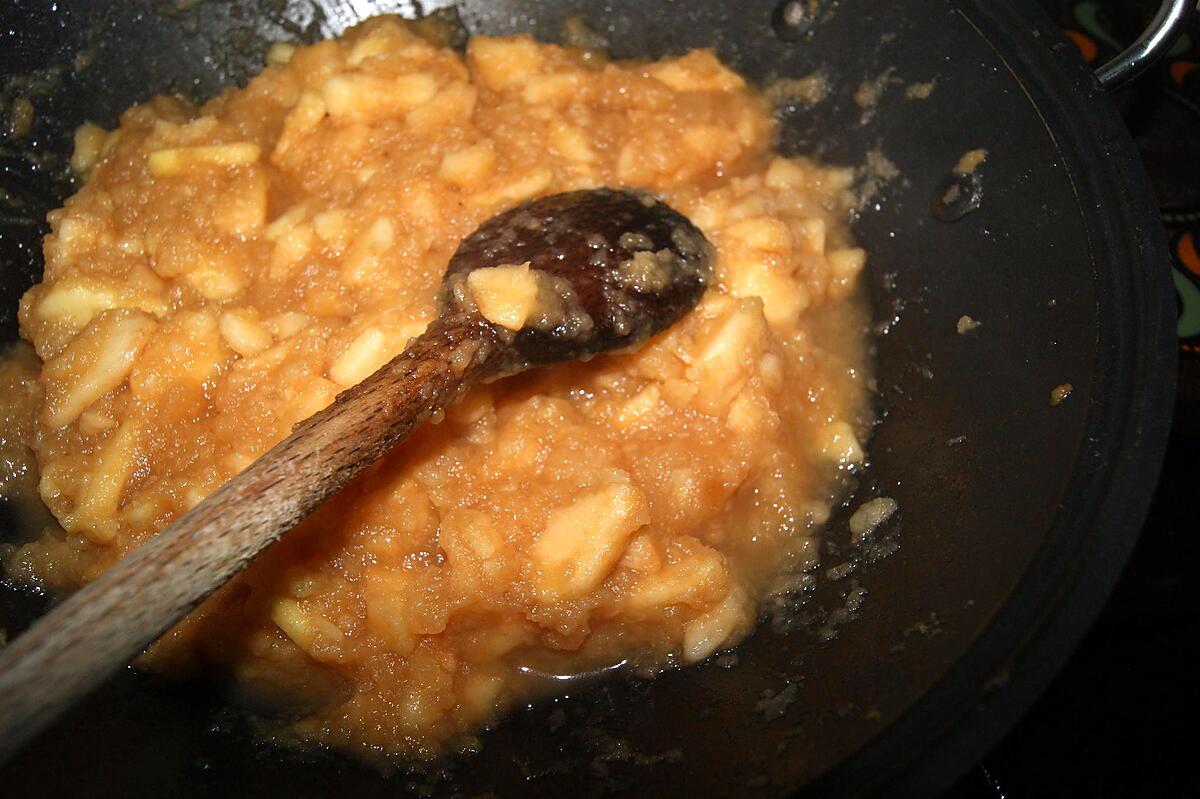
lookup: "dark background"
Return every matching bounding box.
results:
[949,1,1200,795]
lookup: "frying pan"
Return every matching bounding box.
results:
[0,0,1179,796]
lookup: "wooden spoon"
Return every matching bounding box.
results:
[0,188,713,762]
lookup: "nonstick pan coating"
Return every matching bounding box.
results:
[0,1,1174,796]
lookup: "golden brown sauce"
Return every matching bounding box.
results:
[0,17,872,761]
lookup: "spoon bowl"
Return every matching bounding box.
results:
[443,188,713,373]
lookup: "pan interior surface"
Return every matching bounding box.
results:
[0,1,1172,797]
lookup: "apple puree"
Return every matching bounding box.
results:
[0,17,873,760]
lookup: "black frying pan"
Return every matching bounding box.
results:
[0,1,1179,796]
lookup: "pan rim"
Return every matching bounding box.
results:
[805,0,1177,795]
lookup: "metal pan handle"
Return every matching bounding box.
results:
[1096,0,1197,90]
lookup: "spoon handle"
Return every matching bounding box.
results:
[0,314,503,763]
